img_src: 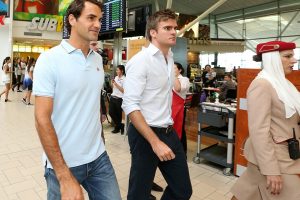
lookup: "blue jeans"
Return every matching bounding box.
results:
[44,151,121,200]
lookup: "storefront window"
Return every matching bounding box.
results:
[25,46,31,52]
[13,45,18,52]
[18,45,26,52]
[13,44,50,53]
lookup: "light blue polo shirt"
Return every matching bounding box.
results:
[33,40,105,168]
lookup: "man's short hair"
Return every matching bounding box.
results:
[65,0,103,34]
[224,73,232,79]
[145,9,178,42]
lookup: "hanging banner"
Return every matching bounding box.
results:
[13,0,72,21]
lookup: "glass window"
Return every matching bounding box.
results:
[245,14,279,39]
[32,46,39,53]
[280,11,300,37]
[25,46,31,52]
[13,45,18,52]
[217,21,244,39]
[18,45,25,52]
[38,47,44,53]
[199,53,214,68]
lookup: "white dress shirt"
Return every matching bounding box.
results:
[111,75,125,98]
[122,43,174,128]
[174,74,190,99]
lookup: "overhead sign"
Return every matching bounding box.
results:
[14,0,72,21]
[27,16,63,32]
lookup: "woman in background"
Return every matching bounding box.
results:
[172,62,190,153]
[22,58,35,105]
[0,57,12,102]
[231,41,300,200]
[109,65,126,134]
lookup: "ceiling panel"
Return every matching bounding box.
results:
[127,0,276,15]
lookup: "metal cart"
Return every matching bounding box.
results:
[193,102,236,175]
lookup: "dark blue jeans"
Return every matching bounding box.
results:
[44,151,121,200]
[127,123,192,200]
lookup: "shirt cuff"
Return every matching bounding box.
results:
[122,105,141,115]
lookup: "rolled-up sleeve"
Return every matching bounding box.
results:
[32,52,56,98]
[122,54,147,115]
[180,77,190,93]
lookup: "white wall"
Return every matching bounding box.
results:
[0,25,10,65]
[0,0,13,86]
[0,25,10,85]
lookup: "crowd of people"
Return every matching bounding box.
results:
[1,56,35,104]
[1,0,299,200]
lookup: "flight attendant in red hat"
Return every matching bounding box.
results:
[231,40,300,200]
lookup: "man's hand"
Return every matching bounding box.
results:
[59,172,84,200]
[266,175,283,195]
[151,140,175,161]
[101,114,107,123]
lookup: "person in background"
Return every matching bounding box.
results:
[33,1,121,199]
[231,41,300,200]
[109,64,125,134]
[122,9,192,200]
[186,63,191,79]
[20,57,27,86]
[12,57,22,92]
[172,62,190,154]
[90,40,100,53]
[202,64,211,85]
[205,67,216,87]
[218,73,236,102]
[90,40,108,143]
[0,56,12,102]
[22,57,35,105]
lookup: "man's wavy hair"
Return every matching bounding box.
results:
[65,0,103,34]
[145,9,178,42]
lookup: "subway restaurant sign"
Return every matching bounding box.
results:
[27,16,63,32]
[14,0,72,32]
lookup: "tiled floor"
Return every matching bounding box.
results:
[0,88,237,200]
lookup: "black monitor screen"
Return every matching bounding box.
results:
[101,0,126,34]
[63,0,126,39]
[123,4,151,38]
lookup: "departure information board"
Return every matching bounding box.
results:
[101,0,126,34]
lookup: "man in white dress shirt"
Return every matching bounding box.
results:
[122,9,192,200]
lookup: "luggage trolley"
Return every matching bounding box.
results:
[193,102,236,175]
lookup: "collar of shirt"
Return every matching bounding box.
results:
[61,39,94,56]
[145,43,174,79]
[145,43,173,58]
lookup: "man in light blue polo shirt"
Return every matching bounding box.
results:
[33,0,121,200]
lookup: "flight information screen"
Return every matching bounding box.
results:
[101,0,126,34]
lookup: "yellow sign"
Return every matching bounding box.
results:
[127,38,149,60]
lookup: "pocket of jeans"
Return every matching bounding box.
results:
[44,168,52,178]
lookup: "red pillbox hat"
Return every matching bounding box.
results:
[256,41,296,55]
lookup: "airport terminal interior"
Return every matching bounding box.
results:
[1,0,300,199]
